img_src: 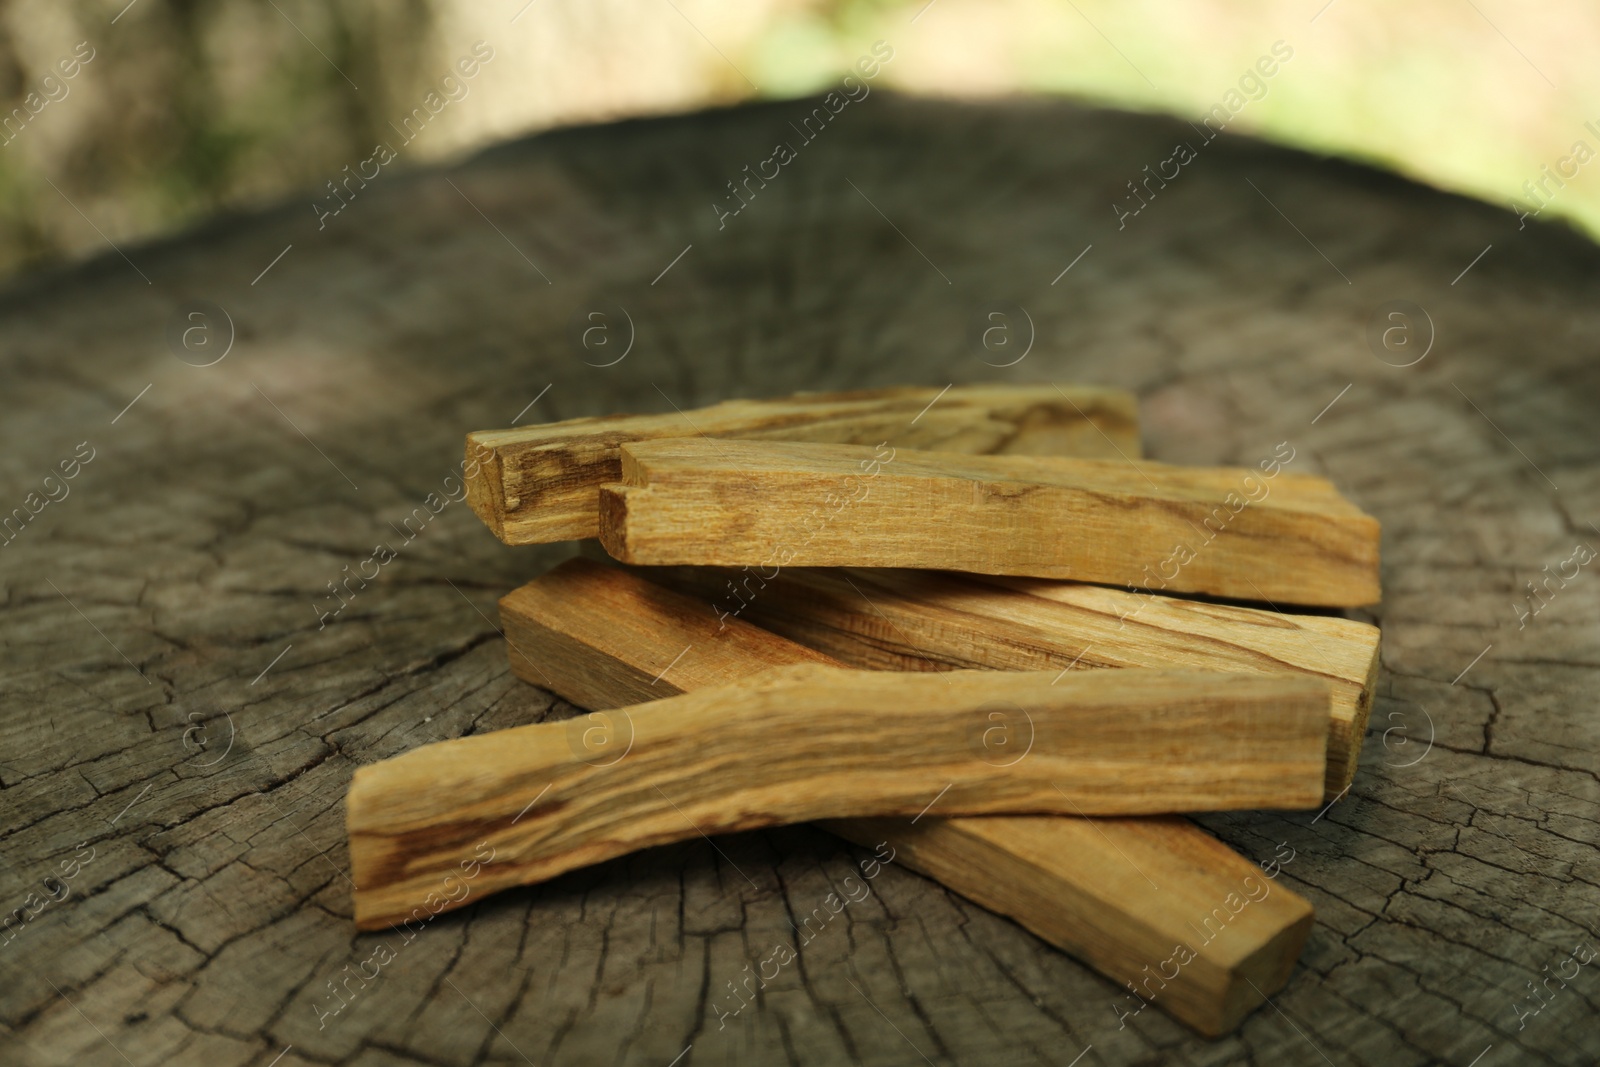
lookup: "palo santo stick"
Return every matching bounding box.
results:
[347,665,1327,929]
[464,384,1139,544]
[479,559,1315,1036]
[643,565,1379,798]
[598,439,1381,607]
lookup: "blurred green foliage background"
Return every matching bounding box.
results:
[2,0,1595,280]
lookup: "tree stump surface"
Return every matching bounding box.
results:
[1,94,1597,1067]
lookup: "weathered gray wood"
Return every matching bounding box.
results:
[1,91,1597,1066]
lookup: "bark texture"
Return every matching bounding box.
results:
[1,92,1597,1066]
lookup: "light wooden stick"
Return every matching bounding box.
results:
[642,565,1379,797]
[463,384,1139,544]
[599,439,1381,607]
[475,559,1316,1036]
[348,664,1326,930]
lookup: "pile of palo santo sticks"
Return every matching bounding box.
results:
[344,384,1381,1037]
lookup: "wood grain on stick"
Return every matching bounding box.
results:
[644,565,1380,797]
[347,663,1326,931]
[463,384,1139,544]
[475,559,1316,1036]
[598,439,1381,607]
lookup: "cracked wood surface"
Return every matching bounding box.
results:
[0,93,1597,1066]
